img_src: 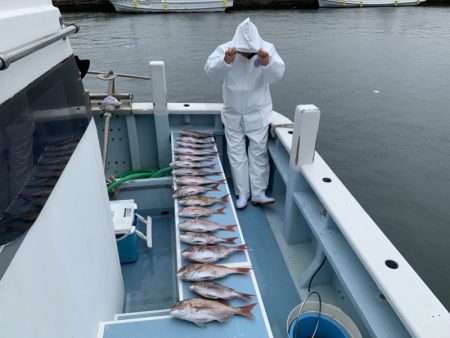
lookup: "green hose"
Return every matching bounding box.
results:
[115,169,157,179]
[107,167,172,192]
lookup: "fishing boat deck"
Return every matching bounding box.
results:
[99,133,301,337]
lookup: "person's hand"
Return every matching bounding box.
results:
[224,48,237,65]
[258,48,270,66]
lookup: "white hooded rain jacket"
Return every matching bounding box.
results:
[204,18,285,199]
[204,18,285,132]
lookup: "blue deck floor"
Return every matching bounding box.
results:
[120,209,177,312]
[229,193,300,337]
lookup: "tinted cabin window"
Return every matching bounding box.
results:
[0,56,89,245]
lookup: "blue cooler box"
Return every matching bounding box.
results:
[110,200,139,264]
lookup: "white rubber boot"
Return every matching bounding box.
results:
[251,194,275,206]
[236,193,250,209]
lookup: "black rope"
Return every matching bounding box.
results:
[308,256,327,292]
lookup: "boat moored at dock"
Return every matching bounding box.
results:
[319,0,425,7]
[108,0,233,13]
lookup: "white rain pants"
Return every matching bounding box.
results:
[225,122,269,198]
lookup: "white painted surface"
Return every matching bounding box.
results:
[318,0,425,7]
[290,105,321,168]
[109,0,233,13]
[272,108,450,336]
[0,120,124,338]
[0,1,73,104]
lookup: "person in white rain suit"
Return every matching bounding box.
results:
[204,18,285,209]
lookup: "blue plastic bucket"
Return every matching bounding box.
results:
[288,313,350,338]
[116,229,138,264]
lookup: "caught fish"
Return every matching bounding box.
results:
[179,206,225,218]
[175,176,226,186]
[170,297,255,327]
[177,141,214,149]
[172,185,219,199]
[180,130,214,138]
[182,244,248,263]
[179,232,237,246]
[178,219,236,233]
[178,195,229,207]
[178,137,215,145]
[175,155,214,162]
[190,281,254,301]
[172,168,221,177]
[170,161,215,169]
[177,263,251,281]
[174,148,217,156]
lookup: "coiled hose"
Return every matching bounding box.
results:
[107,167,172,192]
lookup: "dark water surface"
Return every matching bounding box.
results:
[64,9,450,309]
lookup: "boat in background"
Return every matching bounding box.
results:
[319,0,425,7]
[108,0,233,13]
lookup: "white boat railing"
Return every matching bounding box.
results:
[0,24,78,70]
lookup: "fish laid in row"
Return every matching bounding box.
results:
[178,219,236,233]
[174,155,214,162]
[172,185,219,199]
[170,297,255,327]
[177,141,214,150]
[182,244,248,263]
[180,130,214,138]
[178,136,215,145]
[177,263,251,281]
[175,176,226,186]
[170,161,215,169]
[178,206,225,218]
[179,232,237,245]
[190,281,254,301]
[172,168,221,177]
[174,147,217,156]
[178,195,229,207]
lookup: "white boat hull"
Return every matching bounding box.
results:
[319,0,425,7]
[109,0,233,12]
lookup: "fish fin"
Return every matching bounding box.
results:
[236,244,248,251]
[193,320,208,328]
[234,267,252,275]
[238,292,255,301]
[215,207,226,215]
[217,315,233,323]
[225,236,238,243]
[225,224,237,232]
[207,164,216,169]
[221,194,230,203]
[210,184,220,191]
[237,303,257,319]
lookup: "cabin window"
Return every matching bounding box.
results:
[0,56,89,245]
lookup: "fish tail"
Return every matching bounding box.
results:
[207,164,216,168]
[216,179,227,185]
[225,236,238,243]
[215,207,226,215]
[225,225,237,231]
[234,267,252,275]
[238,292,255,301]
[237,303,256,319]
[236,244,248,251]
[210,184,220,191]
[221,194,230,203]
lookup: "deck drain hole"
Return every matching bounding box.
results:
[322,177,332,183]
[379,293,386,300]
[161,211,169,215]
[288,130,293,134]
[385,260,399,269]
[184,104,190,107]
